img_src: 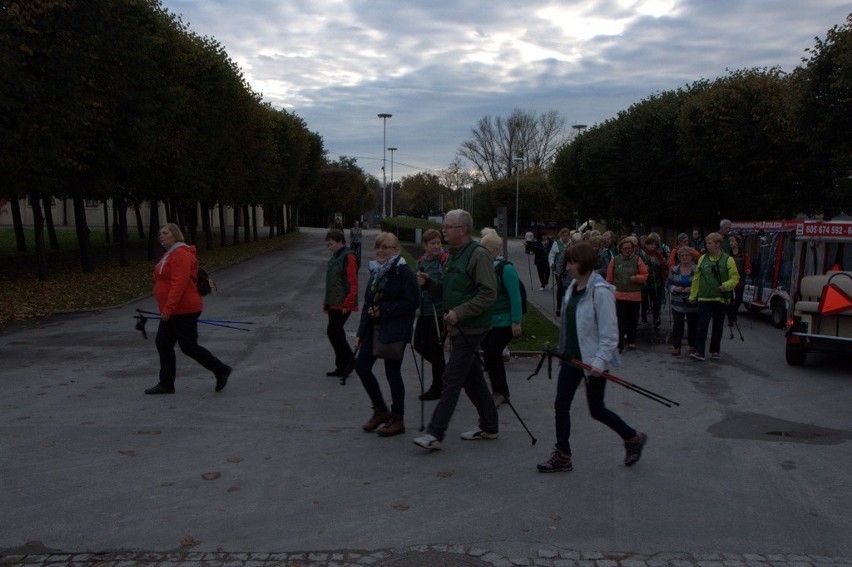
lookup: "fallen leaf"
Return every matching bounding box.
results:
[391,502,410,511]
[137,430,161,435]
[202,472,221,480]
[548,514,561,521]
[437,470,453,478]
[226,456,243,463]
[181,536,200,547]
[227,486,240,493]
[118,450,138,457]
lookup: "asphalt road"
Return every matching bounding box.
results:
[1,227,850,565]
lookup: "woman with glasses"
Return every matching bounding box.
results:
[354,232,419,437]
[606,236,648,352]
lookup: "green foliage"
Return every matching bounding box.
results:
[380,217,442,243]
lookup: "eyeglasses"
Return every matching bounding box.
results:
[442,224,463,230]
[374,245,397,250]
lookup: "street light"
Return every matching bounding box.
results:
[378,113,392,218]
[387,147,397,217]
[572,123,587,137]
[513,157,523,238]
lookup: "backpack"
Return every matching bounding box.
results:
[196,267,216,296]
[496,260,528,315]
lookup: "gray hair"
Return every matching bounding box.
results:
[446,209,473,234]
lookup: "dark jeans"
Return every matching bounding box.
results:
[728,287,744,323]
[482,326,513,397]
[156,313,227,387]
[615,299,640,347]
[645,285,663,325]
[553,364,636,455]
[355,335,405,417]
[327,309,354,372]
[427,331,498,441]
[695,301,727,356]
[413,316,445,393]
[535,261,550,288]
[671,309,697,349]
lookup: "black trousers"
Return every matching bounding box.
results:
[413,315,446,392]
[327,309,354,372]
[482,326,513,397]
[156,313,227,387]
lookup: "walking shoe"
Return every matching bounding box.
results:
[460,428,499,440]
[419,389,441,401]
[690,352,705,361]
[624,432,647,466]
[326,369,343,377]
[710,352,721,360]
[492,393,506,406]
[144,384,175,395]
[537,448,572,472]
[627,343,637,351]
[214,365,231,392]
[539,286,546,291]
[413,433,443,451]
[362,409,392,432]
[377,414,405,437]
[671,347,681,356]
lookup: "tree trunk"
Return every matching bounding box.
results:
[102,199,111,242]
[218,204,227,247]
[148,199,160,260]
[251,206,258,241]
[29,192,49,280]
[266,204,274,238]
[243,207,250,243]
[43,195,59,250]
[11,197,26,252]
[187,202,198,246]
[233,206,240,245]
[134,202,145,239]
[73,197,95,273]
[114,195,129,267]
[201,200,213,251]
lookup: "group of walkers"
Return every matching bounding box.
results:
[140,213,749,474]
[322,209,646,473]
[526,218,751,362]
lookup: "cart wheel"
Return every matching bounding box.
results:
[771,301,787,329]
[785,345,806,366]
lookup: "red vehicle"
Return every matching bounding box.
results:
[730,220,799,328]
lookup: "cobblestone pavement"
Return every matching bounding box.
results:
[2,547,851,567]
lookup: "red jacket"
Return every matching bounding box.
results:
[153,244,203,316]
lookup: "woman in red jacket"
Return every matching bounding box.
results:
[145,223,231,395]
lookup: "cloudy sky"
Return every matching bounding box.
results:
[162,0,849,182]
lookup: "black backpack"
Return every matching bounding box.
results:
[496,260,528,315]
[195,267,215,296]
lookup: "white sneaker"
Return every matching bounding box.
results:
[413,433,442,450]
[460,428,499,440]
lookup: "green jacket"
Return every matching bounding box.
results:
[689,253,739,303]
[430,240,496,334]
[325,248,358,309]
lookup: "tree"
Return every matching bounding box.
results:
[399,172,445,217]
[458,109,568,182]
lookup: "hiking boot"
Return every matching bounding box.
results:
[671,347,681,356]
[419,389,441,401]
[710,352,721,360]
[690,352,705,361]
[460,428,498,441]
[413,433,442,451]
[537,448,572,472]
[214,365,231,392]
[362,409,392,432]
[144,384,175,395]
[624,432,647,466]
[377,414,405,437]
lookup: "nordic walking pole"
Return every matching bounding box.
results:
[567,356,680,407]
[454,324,537,445]
[526,249,534,288]
[409,343,426,431]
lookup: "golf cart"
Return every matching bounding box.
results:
[784,220,852,366]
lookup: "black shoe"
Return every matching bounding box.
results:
[145,384,175,395]
[419,389,442,401]
[215,365,232,392]
[326,369,343,377]
[341,357,357,378]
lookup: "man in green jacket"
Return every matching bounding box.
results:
[414,209,499,450]
[689,232,739,361]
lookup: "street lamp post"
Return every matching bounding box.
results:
[513,157,523,238]
[387,147,397,217]
[572,123,587,137]
[378,113,392,218]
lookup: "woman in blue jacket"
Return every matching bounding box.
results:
[538,242,646,473]
[355,232,419,437]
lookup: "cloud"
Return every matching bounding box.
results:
[162,0,850,176]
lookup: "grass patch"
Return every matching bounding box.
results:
[0,229,302,328]
[511,301,559,352]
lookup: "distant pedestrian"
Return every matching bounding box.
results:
[349,219,363,268]
[537,242,646,473]
[719,219,732,253]
[668,247,698,356]
[354,233,419,437]
[727,234,752,327]
[549,228,571,316]
[413,209,499,451]
[324,229,358,378]
[526,233,551,290]
[606,236,648,352]
[413,229,449,401]
[145,223,231,395]
[689,232,739,361]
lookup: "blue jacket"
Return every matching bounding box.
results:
[558,272,621,373]
[357,258,419,344]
